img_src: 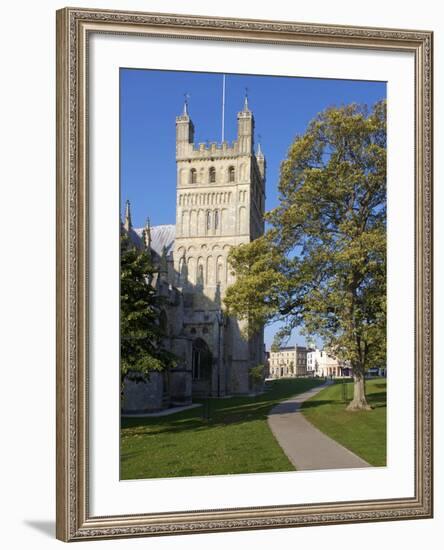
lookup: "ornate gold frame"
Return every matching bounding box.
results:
[56,7,433,542]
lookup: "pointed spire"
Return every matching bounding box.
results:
[124,199,132,231]
[243,87,250,112]
[256,140,264,158]
[183,92,190,116]
[142,217,151,249]
[256,135,265,179]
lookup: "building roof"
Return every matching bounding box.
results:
[135,224,176,257]
[127,227,143,249]
[270,345,308,352]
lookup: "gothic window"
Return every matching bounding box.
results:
[197,209,205,236]
[192,348,200,379]
[197,263,204,286]
[206,211,212,231]
[178,257,185,284]
[214,210,219,230]
[192,338,212,381]
[228,166,235,182]
[206,256,213,284]
[216,257,224,284]
[190,168,197,184]
[187,257,195,284]
[209,166,216,183]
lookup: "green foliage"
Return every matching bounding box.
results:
[224,234,287,336]
[225,101,386,377]
[249,364,265,385]
[120,231,176,387]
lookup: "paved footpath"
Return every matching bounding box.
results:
[267,381,370,471]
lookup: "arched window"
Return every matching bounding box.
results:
[206,211,212,231]
[178,257,184,284]
[209,167,216,183]
[228,166,235,182]
[192,338,212,381]
[216,262,223,284]
[214,210,219,230]
[190,168,197,184]
[197,264,204,285]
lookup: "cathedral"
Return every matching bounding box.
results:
[122,96,266,413]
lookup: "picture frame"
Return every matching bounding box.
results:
[56,6,433,542]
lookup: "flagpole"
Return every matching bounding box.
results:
[221,74,226,142]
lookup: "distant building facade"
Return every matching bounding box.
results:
[122,96,266,413]
[306,349,351,378]
[264,349,270,378]
[268,346,309,378]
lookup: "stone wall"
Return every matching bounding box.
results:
[121,372,164,413]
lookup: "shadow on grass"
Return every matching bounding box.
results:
[121,378,325,436]
[300,386,386,412]
[120,450,145,462]
[298,399,336,410]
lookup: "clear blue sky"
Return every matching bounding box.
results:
[120,68,386,349]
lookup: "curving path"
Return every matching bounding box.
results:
[267,380,370,471]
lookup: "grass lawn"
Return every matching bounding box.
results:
[121,377,323,480]
[301,378,387,466]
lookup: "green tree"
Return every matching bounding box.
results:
[225,101,386,410]
[120,231,176,390]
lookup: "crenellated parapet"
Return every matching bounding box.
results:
[176,139,246,161]
[176,95,255,160]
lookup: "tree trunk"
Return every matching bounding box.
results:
[347,371,372,411]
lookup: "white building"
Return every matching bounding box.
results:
[268,346,309,378]
[306,349,351,378]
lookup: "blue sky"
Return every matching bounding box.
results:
[120,68,386,349]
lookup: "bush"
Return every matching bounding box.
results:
[250,364,265,385]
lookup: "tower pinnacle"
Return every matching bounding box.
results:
[124,199,132,231]
[183,92,190,116]
[237,88,254,153]
[176,94,195,158]
[143,217,151,249]
[256,140,264,158]
[159,246,168,282]
[243,87,250,112]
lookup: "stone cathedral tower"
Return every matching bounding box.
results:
[173,96,266,397]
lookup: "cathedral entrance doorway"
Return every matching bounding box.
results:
[191,338,213,396]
